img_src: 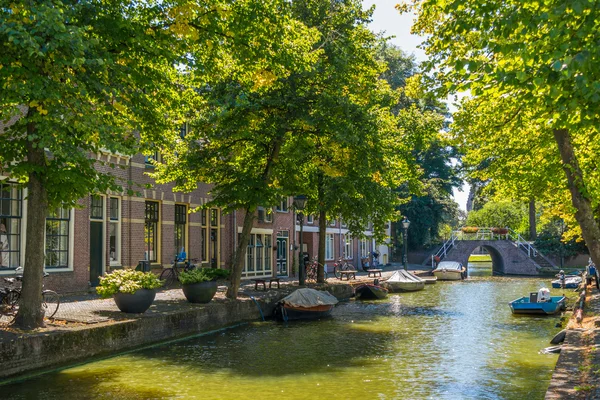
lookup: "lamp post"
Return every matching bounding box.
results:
[402,216,411,270]
[293,195,307,286]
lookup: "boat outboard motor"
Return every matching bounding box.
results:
[537,287,551,303]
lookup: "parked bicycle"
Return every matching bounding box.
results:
[333,258,356,279]
[305,257,329,282]
[0,268,60,321]
[159,256,198,287]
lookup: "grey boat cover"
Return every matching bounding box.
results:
[281,288,339,308]
[387,270,425,283]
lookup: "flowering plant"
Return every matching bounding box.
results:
[461,226,479,234]
[179,268,230,285]
[491,227,508,235]
[96,269,163,298]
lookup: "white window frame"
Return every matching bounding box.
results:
[344,235,352,259]
[109,197,121,266]
[275,198,288,212]
[360,239,369,258]
[46,206,75,271]
[306,215,314,224]
[325,233,334,260]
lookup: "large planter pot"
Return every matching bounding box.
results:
[182,281,218,304]
[113,289,156,313]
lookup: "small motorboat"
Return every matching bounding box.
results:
[551,275,582,289]
[433,261,466,281]
[383,270,425,292]
[355,283,388,300]
[275,288,339,321]
[509,288,566,315]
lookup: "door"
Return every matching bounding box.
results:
[276,236,288,276]
[89,222,103,287]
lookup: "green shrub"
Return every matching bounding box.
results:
[96,269,163,298]
[179,268,230,285]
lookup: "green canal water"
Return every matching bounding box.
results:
[4,263,573,400]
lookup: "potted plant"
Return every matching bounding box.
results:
[492,227,508,235]
[179,268,230,304]
[96,269,163,313]
[461,226,479,234]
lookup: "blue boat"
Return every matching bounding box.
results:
[509,294,566,315]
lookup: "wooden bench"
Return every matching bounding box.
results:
[251,278,281,291]
[338,270,356,280]
[367,269,382,278]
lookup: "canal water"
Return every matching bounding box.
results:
[3,263,571,400]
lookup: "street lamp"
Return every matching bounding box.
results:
[293,195,307,286]
[402,216,411,270]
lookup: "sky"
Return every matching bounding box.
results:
[363,0,470,211]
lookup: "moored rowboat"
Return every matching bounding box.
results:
[433,261,465,281]
[355,284,388,300]
[275,288,339,321]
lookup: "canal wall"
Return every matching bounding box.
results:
[0,296,276,381]
[0,282,355,382]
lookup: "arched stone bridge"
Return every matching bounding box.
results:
[431,229,556,276]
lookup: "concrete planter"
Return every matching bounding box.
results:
[113,289,156,313]
[182,281,218,304]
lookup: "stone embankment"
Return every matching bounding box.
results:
[0,278,357,382]
[546,274,600,399]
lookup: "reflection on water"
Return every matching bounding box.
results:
[3,263,570,400]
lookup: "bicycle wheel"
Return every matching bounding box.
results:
[334,266,341,279]
[159,268,176,287]
[1,289,19,316]
[42,290,60,318]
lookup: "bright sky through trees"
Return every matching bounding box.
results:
[363,0,469,210]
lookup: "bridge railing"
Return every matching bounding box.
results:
[431,232,458,266]
[451,228,510,241]
[508,229,538,258]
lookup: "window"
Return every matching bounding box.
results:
[109,197,121,265]
[344,235,352,259]
[257,206,272,223]
[145,201,159,262]
[144,152,159,167]
[306,215,314,224]
[360,239,369,258]
[0,182,22,269]
[276,199,288,212]
[90,196,103,219]
[243,233,273,277]
[325,234,334,260]
[174,204,187,256]
[246,234,255,272]
[341,219,347,228]
[329,218,336,227]
[210,209,218,227]
[46,207,70,268]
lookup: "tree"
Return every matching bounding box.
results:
[407,0,600,268]
[465,201,526,232]
[0,0,318,328]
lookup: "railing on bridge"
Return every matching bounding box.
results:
[430,227,540,266]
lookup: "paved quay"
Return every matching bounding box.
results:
[546,278,600,399]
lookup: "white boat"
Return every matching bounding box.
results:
[433,261,465,281]
[383,270,425,292]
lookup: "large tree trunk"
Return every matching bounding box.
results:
[13,136,47,329]
[226,207,255,299]
[553,129,600,268]
[528,199,537,240]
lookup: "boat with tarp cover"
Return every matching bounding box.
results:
[274,288,338,321]
[383,270,425,292]
[355,283,388,300]
[433,261,466,281]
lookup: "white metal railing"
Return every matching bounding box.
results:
[431,231,458,265]
[452,227,510,241]
[508,229,538,258]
